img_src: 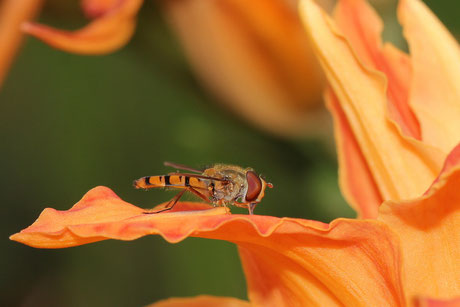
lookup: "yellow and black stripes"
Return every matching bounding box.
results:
[133,175,207,190]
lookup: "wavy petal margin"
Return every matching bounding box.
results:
[334,0,420,139]
[9,187,230,248]
[399,0,460,153]
[22,0,143,54]
[147,295,250,307]
[11,186,405,306]
[379,144,460,302]
[0,0,43,86]
[299,0,445,202]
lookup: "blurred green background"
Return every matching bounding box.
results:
[1,0,457,306]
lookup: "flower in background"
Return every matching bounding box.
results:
[0,0,43,87]
[9,0,460,305]
[21,0,143,54]
[161,0,327,136]
[20,0,328,136]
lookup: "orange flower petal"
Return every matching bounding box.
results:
[334,0,420,139]
[147,295,250,307]
[399,0,460,153]
[414,297,460,307]
[235,220,405,306]
[163,0,327,136]
[23,0,143,54]
[379,144,460,301]
[11,186,406,306]
[10,186,228,248]
[326,89,382,218]
[299,0,445,202]
[0,0,43,86]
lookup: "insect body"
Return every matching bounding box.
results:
[133,162,273,215]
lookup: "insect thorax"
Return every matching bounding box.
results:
[204,166,248,203]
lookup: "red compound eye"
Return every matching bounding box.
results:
[245,171,262,202]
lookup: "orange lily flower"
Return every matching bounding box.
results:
[21,0,327,136]
[9,0,460,306]
[0,0,43,87]
[9,144,460,305]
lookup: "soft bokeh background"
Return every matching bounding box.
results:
[1,0,457,306]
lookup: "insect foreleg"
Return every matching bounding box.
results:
[233,202,257,215]
[248,203,257,215]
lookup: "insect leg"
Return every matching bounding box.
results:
[248,203,257,215]
[187,187,211,202]
[143,189,187,214]
[233,202,257,215]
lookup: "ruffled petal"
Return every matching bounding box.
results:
[334,0,420,139]
[9,186,228,248]
[11,186,406,306]
[0,0,43,86]
[147,295,250,307]
[379,144,460,301]
[163,0,327,137]
[326,90,382,218]
[399,0,460,153]
[23,0,143,54]
[299,0,445,202]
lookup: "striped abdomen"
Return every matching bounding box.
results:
[133,175,208,191]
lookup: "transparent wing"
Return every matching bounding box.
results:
[164,161,204,173]
[167,172,230,183]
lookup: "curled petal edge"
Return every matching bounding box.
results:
[10,185,331,248]
[334,0,420,140]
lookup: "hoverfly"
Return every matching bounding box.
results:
[133,162,273,215]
